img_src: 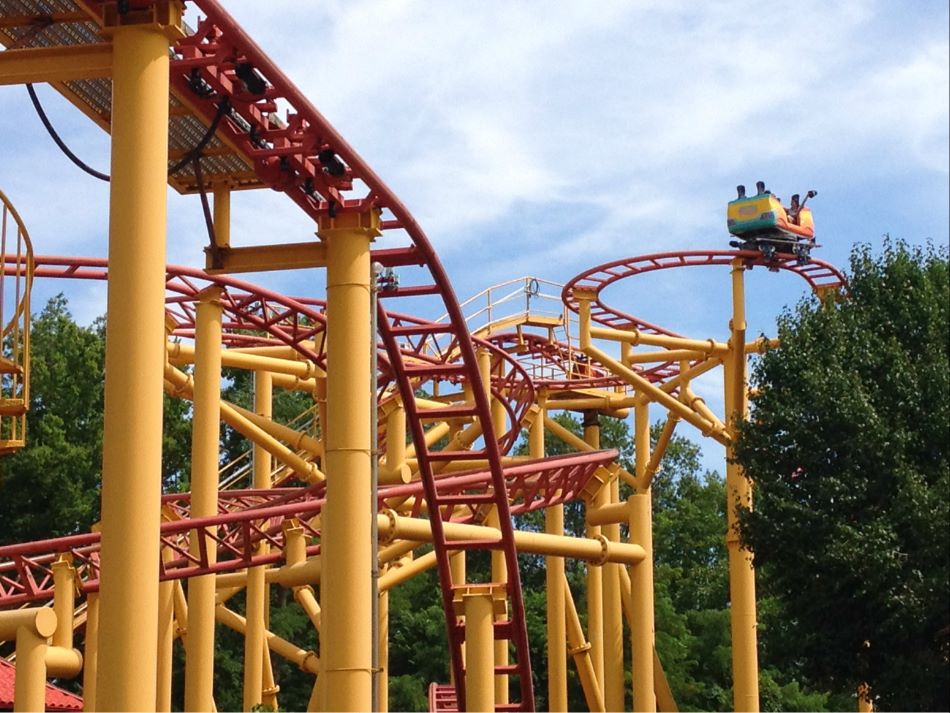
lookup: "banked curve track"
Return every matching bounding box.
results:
[562,249,848,382]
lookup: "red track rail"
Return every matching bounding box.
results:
[0,452,614,610]
[563,248,847,326]
[24,255,329,362]
[562,249,848,382]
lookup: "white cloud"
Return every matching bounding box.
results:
[214,0,945,265]
[824,40,949,173]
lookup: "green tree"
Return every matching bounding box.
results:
[0,295,105,544]
[387,565,450,711]
[651,444,731,711]
[0,295,195,545]
[735,239,950,710]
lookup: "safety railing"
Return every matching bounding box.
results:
[437,276,567,333]
[433,276,587,384]
[0,191,33,454]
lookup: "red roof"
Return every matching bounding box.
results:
[0,658,84,711]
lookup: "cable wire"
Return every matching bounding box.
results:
[27,85,231,183]
[167,99,230,176]
[26,83,110,183]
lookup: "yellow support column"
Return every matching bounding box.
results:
[82,592,99,712]
[96,7,182,710]
[631,403,656,711]
[156,547,175,712]
[725,259,759,712]
[630,494,656,712]
[213,186,230,251]
[244,370,273,710]
[538,399,568,712]
[379,578,390,712]
[184,286,224,711]
[50,557,76,653]
[604,473,625,712]
[584,411,605,691]
[10,610,56,713]
[450,549,467,683]
[262,648,279,711]
[486,505,510,706]
[315,374,328,470]
[455,586,502,713]
[319,209,380,711]
[158,315,179,711]
[563,576,605,712]
[479,347,509,705]
[382,397,411,484]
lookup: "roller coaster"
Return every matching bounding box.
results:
[0,3,849,712]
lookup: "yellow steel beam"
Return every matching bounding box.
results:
[13,610,57,712]
[637,412,679,491]
[586,500,631,527]
[216,606,320,676]
[378,582,390,712]
[625,348,707,364]
[205,241,329,274]
[243,370,272,711]
[81,593,99,711]
[164,362,323,482]
[377,512,645,565]
[213,186,231,249]
[157,548,175,712]
[536,399,567,712]
[378,551,434,592]
[0,43,112,85]
[293,586,322,633]
[545,395,631,416]
[604,473,625,710]
[630,494,657,711]
[630,402,657,710]
[586,342,730,445]
[563,574,606,712]
[544,413,595,453]
[590,324,730,354]
[618,567,680,712]
[746,337,779,354]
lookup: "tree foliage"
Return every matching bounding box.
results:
[0,295,105,544]
[735,239,950,710]
[0,296,195,544]
[508,411,835,710]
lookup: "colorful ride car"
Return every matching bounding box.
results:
[727,182,816,241]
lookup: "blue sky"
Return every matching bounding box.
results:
[1,0,947,470]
